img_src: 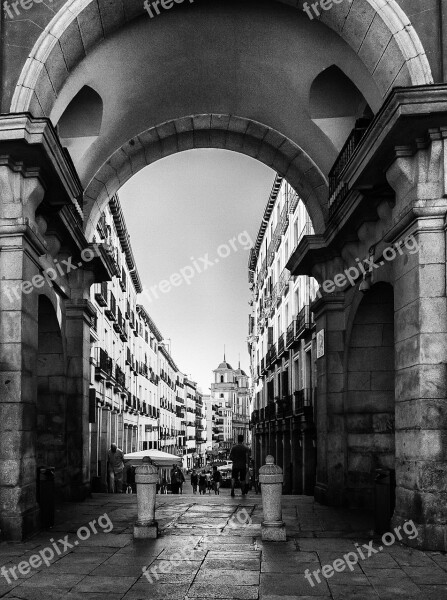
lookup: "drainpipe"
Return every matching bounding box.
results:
[439,0,447,82]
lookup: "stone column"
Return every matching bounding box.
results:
[312,294,346,506]
[65,298,96,501]
[385,132,447,550]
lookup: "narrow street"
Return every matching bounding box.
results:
[1,492,445,599]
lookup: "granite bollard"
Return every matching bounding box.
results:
[259,455,286,541]
[133,457,158,539]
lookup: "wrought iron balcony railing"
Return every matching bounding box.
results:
[328,117,371,215]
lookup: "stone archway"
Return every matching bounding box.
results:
[345,282,395,510]
[82,115,328,239]
[36,295,69,499]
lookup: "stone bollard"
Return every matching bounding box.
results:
[259,455,286,541]
[133,457,158,539]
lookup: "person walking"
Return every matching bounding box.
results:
[229,434,250,497]
[212,465,221,495]
[107,443,125,493]
[206,471,213,494]
[191,470,198,494]
[198,470,207,495]
[170,464,185,494]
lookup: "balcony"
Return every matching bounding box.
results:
[277,333,285,358]
[277,269,291,298]
[265,402,276,421]
[276,395,293,418]
[329,117,371,215]
[296,305,312,339]
[286,320,295,348]
[94,348,113,381]
[250,410,259,426]
[95,281,108,307]
[114,365,126,394]
[266,344,277,367]
[294,388,313,414]
[120,267,126,292]
[261,357,266,374]
[105,292,116,321]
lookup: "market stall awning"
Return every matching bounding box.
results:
[124,449,183,468]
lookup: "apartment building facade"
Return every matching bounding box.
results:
[248,176,318,494]
[88,194,203,490]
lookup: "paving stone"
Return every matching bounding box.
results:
[122,582,191,599]
[329,585,380,599]
[69,575,137,593]
[261,560,318,574]
[20,573,85,589]
[372,579,422,598]
[260,572,331,596]
[187,583,258,598]
[204,558,260,570]
[402,566,447,585]
[416,584,447,600]
[145,559,201,574]
[195,568,259,585]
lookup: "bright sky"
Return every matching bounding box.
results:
[119,149,274,392]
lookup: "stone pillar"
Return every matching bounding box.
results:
[385,134,447,550]
[312,294,345,506]
[259,455,286,541]
[65,298,96,501]
[282,426,292,494]
[134,458,158,538]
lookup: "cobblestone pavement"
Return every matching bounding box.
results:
[0,489,446,599]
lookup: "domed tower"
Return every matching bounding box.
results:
[210,352,237,454]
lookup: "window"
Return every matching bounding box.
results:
[220,375,224,383]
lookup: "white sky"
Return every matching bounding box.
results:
[119,149,275,391]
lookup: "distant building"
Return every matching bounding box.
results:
[210,356,251,456]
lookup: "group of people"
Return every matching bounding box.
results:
[191,465,222,495]
[106,435,255,496]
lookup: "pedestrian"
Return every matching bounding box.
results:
[229,434,250,497]
[107,443,125,493]
[199,470,207,495]
[191,470,198,494]
[170,464,185,494]
[161,476,168,494]
[206,470,213,494]
[212,465,221,495]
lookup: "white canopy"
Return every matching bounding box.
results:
[123,449,183,468]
